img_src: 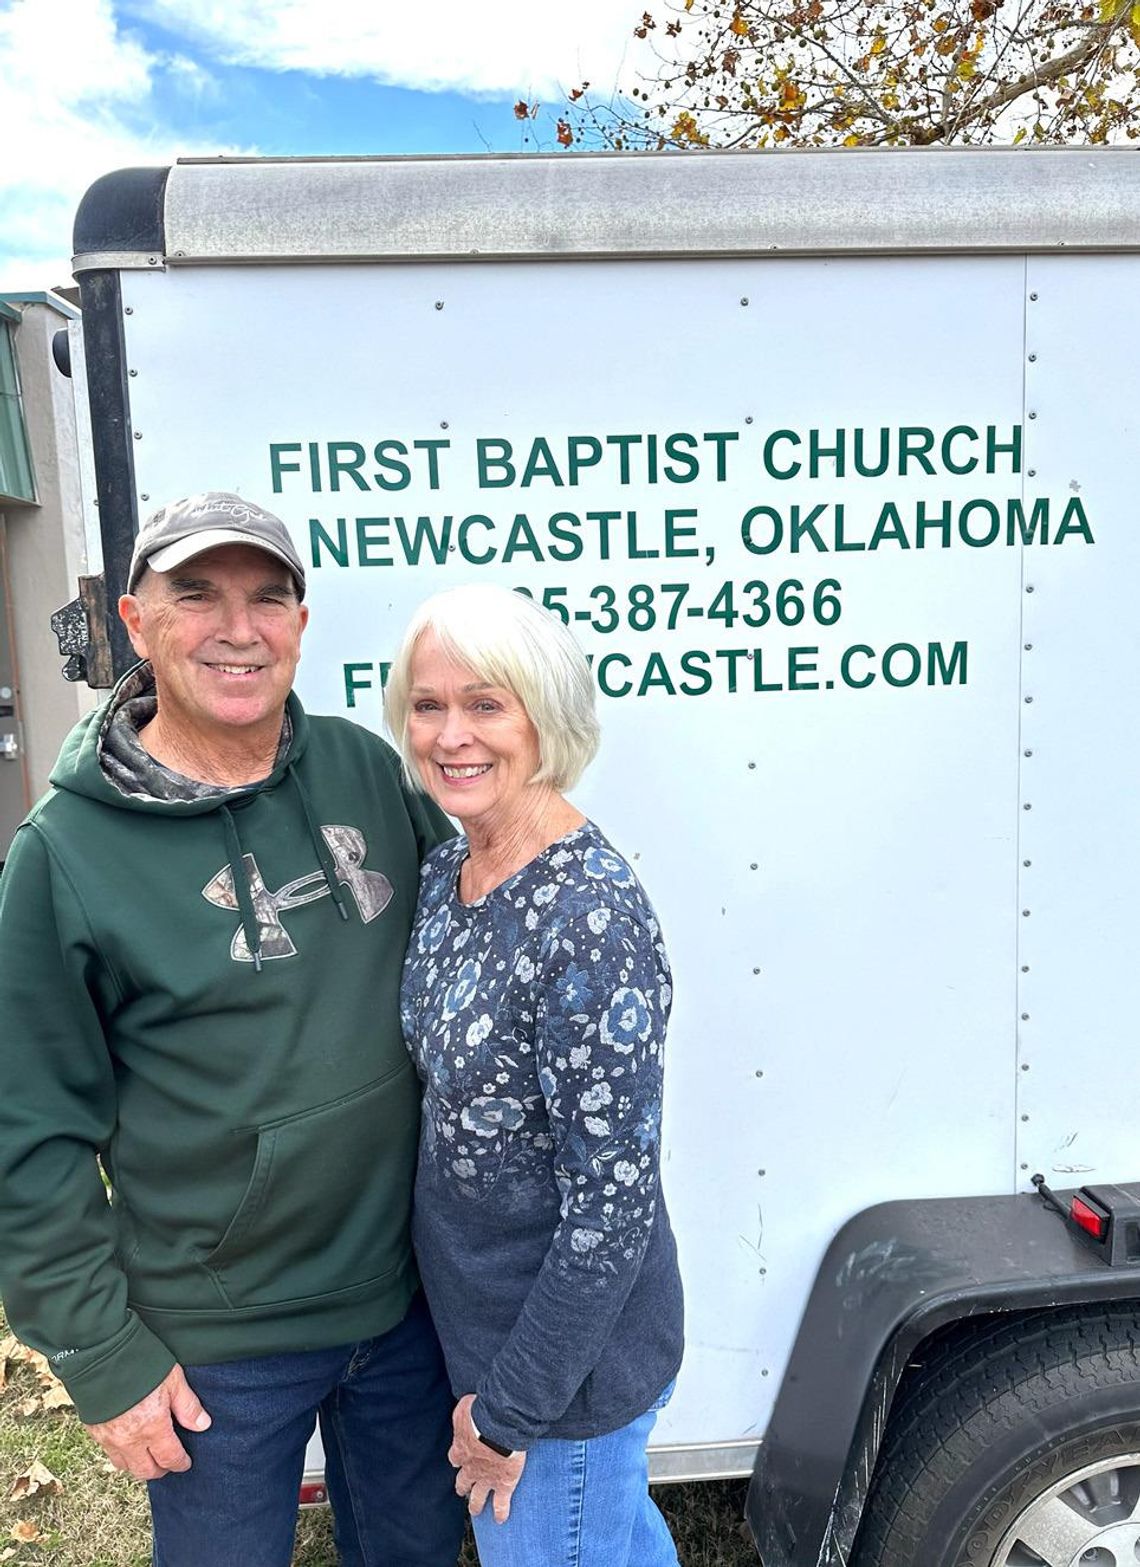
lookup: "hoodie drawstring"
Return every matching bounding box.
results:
[218,768,350,977]
[220,804,265,972]
[289,764,349,921]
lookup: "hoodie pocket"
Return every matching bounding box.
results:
[203,1063,420,1308]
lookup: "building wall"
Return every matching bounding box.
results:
[0,295,97,851]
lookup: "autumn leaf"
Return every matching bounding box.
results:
[685,0,695,9]
[556,119,574,147]
[40,1382,73,1411]
[10,1522,41,1544]
[871,32,887,55]
[671,109,709,143]
[22,1348,52,1381]
[730,13,751,36]
[513,100,530,120]
[9,1461,62,1503]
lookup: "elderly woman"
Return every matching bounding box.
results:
[384,583,683,1567]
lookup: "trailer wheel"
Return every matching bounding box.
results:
[852,1307,1140,1567]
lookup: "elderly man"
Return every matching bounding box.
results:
[0,494,464,1567]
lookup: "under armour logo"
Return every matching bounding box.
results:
[202,825,393,962]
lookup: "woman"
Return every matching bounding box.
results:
[385,583,684,1567]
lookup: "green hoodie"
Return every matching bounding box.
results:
[0,668,451,1424]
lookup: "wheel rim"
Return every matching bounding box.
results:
[990,1453,1140,1567]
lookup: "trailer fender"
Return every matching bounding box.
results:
[747,1185,1140,1567]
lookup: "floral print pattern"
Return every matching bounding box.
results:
[401,821,675,1444]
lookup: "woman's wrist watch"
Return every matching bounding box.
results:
[470,1408,516,1458]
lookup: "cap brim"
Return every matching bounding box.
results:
[146,530,302,582]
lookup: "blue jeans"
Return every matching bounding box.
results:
[470,1387,678,1567]
[148,1291,464,1567]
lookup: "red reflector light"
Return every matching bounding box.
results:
[1071,1197,1109,1240]
[299,1482,328,1506]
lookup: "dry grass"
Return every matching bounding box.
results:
[2,1309,754,1565]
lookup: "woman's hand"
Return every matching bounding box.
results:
[448,1393,527,1523]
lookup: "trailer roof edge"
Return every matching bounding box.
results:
[72,168,172,278]
[73,150,1140,268]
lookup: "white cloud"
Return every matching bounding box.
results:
[0,0,238,291]
[0,0,645,291]
[132,0,636,99]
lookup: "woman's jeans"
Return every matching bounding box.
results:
[471,1386,679,1567]
[147,1291,464,1567]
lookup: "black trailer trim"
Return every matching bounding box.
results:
[747,1185,1140,1567]
[73,167,170,264]
[75,269,142,678]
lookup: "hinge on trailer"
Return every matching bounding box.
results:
[50,575,115,688]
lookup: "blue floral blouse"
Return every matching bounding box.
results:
[400,821,684,1451]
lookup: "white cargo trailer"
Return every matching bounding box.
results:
[61,148,1140,1567]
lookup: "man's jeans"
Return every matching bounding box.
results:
[470,1386,679,1567]
[148,1291,465,1567]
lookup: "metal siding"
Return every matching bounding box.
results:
[1014,255,1140,1187]
[141,150,1140,267]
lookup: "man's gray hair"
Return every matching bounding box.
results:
[384,584,600,793]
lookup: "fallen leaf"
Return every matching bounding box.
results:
[0,1546,18,1560]
[17,1397,40,1418]
[8,1344,51,1380]
[10,1521,41,1544]
[9,1460,62,1502]
[40,1383,73,1411]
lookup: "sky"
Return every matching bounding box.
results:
[0,0,645,291]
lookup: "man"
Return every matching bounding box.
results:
[0,494,464,1566]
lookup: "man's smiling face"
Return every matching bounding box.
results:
[119,543,308,748]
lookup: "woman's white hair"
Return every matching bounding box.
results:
[384,583,600,793]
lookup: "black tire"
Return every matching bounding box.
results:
[852,1306,1140,1567]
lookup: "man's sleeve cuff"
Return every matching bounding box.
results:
[54,1315,177,1425]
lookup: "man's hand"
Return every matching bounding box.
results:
[84,1365,212,1481]
[448,1393,526,1524]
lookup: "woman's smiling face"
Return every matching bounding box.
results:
[407,631,541,831]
